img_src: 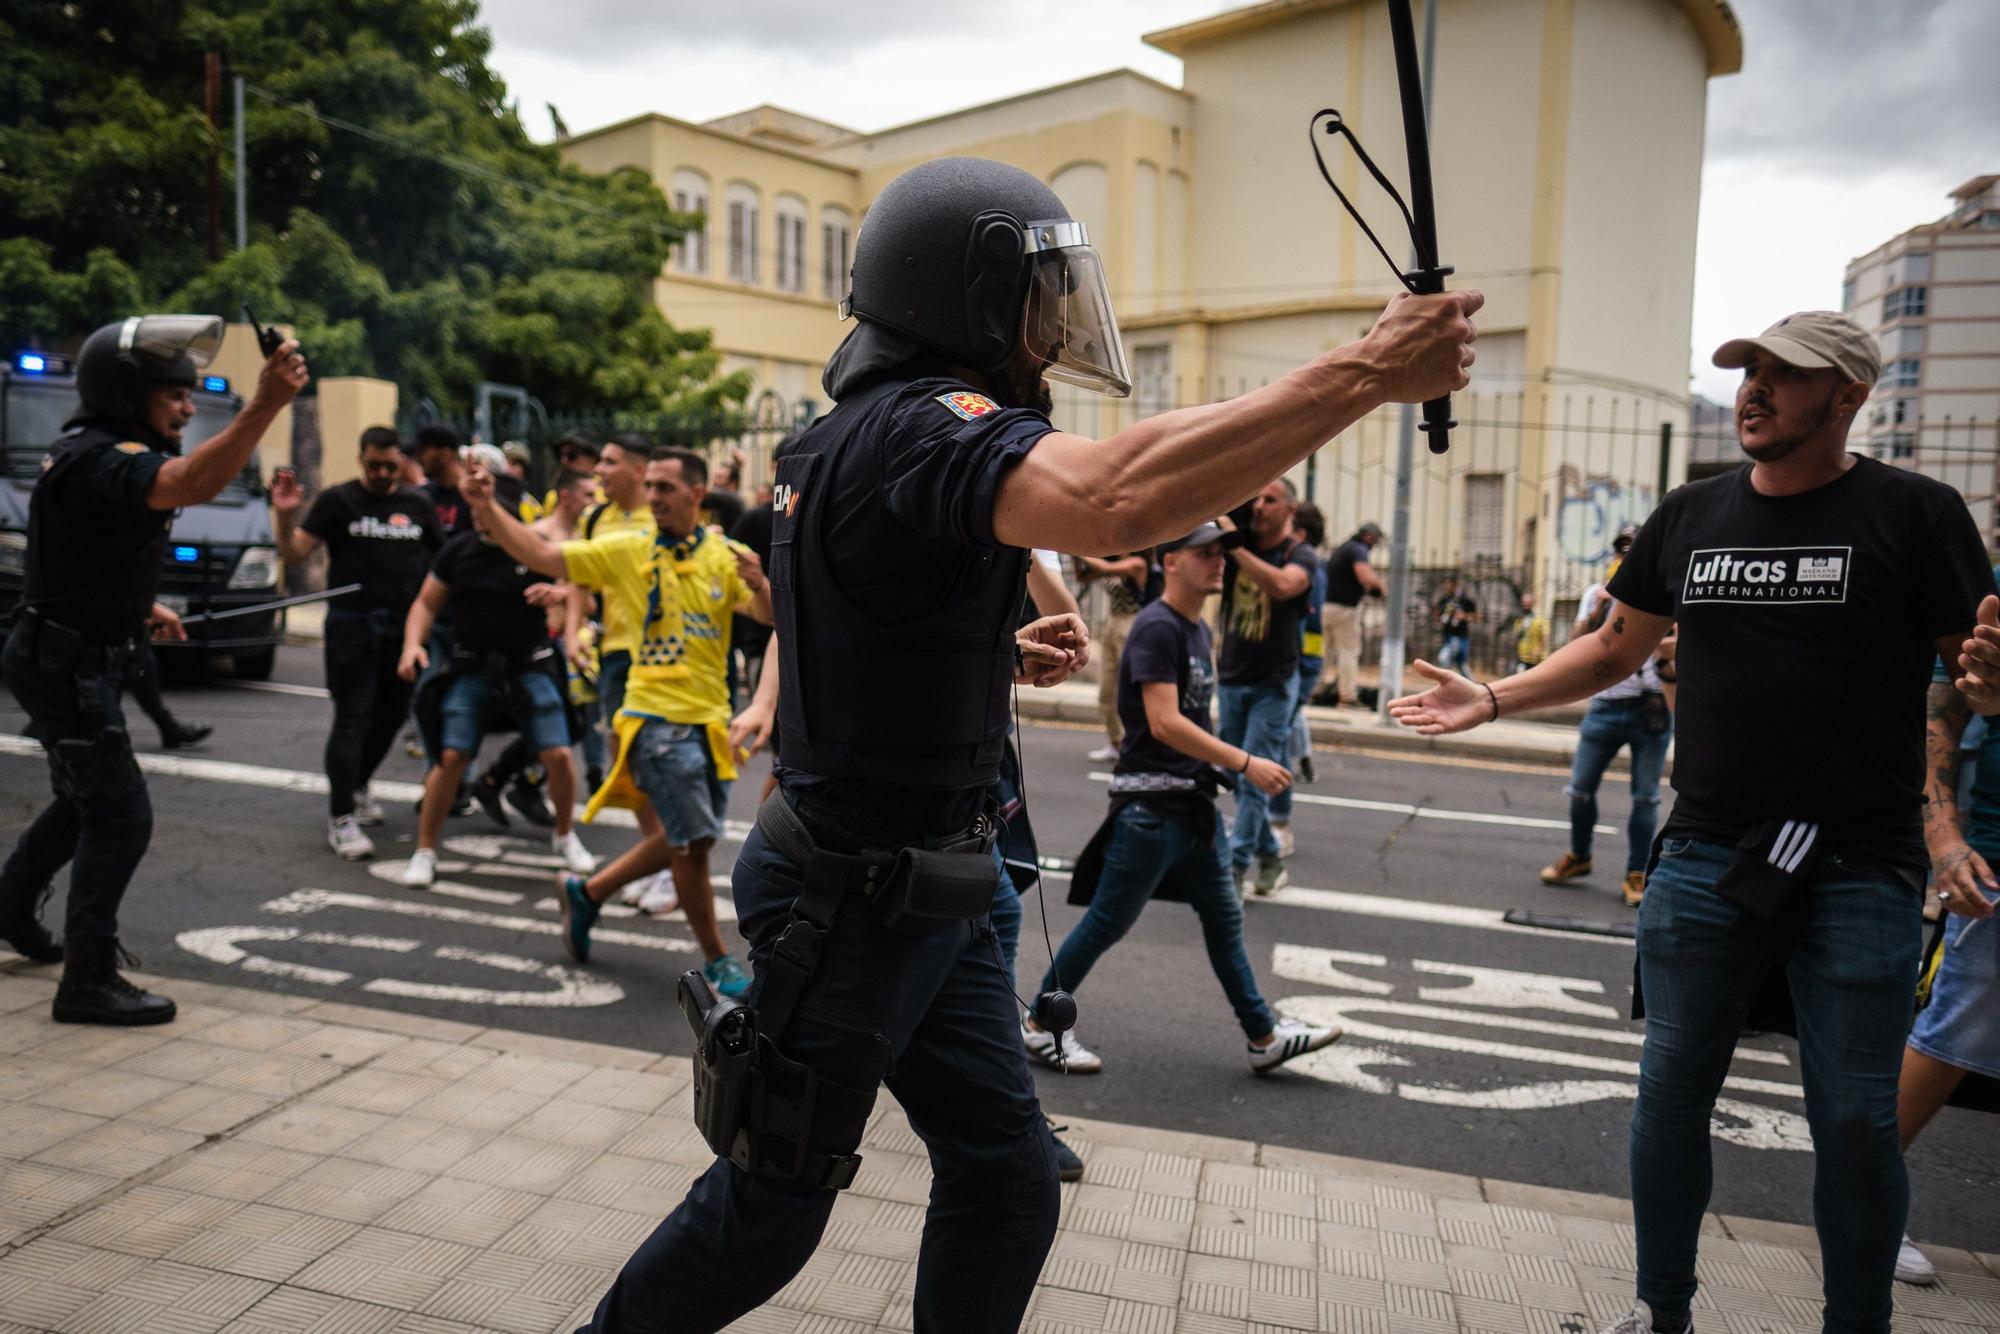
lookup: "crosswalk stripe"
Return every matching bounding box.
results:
[1084,771,1616,835]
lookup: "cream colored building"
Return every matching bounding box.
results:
[561,0,1740,593]
[1843,175,2000,542]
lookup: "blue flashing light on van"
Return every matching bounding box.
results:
[201,375,229,393]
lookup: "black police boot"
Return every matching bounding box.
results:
[159,717,214,749]
[0,883,63,964]
[470,771,511,828]
[52,935,177,1026]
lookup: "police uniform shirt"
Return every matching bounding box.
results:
[24,436,171,641]
[301,481,442,613]
[1607,457,1993,852]
[778,376,1056,834]
[560,527,753,726]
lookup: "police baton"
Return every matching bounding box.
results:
[175,584,363,626]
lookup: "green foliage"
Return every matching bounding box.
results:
[0,0,748,417]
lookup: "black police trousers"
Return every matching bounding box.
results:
[577,816,1061,1334]
[322,608,413,820]
[0,632,152,940]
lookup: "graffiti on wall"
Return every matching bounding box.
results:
[1556,475,1656,566]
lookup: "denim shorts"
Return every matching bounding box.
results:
[1908,913,2000,1079]
[440,669,569,756]
[628,718,730,847]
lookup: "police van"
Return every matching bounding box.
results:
[0,350,284,678]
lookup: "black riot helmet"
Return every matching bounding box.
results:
[72,315,225,427]
[830,157,1131,401]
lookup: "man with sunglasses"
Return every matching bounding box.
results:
[274,426,442,860]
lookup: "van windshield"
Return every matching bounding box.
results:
[1,378,258,496]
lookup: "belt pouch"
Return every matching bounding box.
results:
[871,846,998,936]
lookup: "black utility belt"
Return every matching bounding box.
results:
[754,791,997,938]
[12,609,140,677]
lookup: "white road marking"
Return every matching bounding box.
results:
[173,923,625,1007]
[1410,959,1617,1019]
[1257,884,1633,945]
[1086,771,1617,835]
[216,679,332,698]
[260,887,698,954]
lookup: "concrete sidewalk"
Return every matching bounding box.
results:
[3,965,1993,1334]
[281,601,1618,774]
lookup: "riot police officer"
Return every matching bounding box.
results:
[579,157,1479,1334]
[0,316,307,1022]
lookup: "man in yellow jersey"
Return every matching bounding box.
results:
[464,447,772,998]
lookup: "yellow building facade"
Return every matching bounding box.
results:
[560,0,1740,595]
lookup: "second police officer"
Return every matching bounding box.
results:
[0,316,306,1023]
[578,157,1480,1333]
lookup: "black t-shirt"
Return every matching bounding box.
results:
[1436,591,1476,638]
[1607,458,1992,846]
[301,482,441,613]
[704,488,746,534]
[1219,539,1320,686]
[730,503,775,658]
[428,531,552,656]
[422,480,469,539]
[1326,539,1373,607]
[1116,599,1217,781]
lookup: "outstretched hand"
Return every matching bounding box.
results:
[1386,660,1491,736]
[1956,594,2000,714]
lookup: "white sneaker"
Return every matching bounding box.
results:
[1895,1233,1937,1285]
[1596,1300,1689,1334]
[637,871,680,916]
[1023,1023,1103,1074]
[1248,1017,1341,1074]
[1272,823,1295,860]
[352,790,386,827]
[554,830,597,874]
[1253,854,1289,897]
[616,877,648,906]
[327,815,374,861]
[402,848,437,888]
[1086,745,1118,762]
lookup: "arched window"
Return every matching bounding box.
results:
[820,205,853,303]
[726,182,762,285]
[669,169,710,276]
[773,193,809,294]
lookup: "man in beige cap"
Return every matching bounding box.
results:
[1388,310,2000,1334]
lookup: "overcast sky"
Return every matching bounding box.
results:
[478,0,1999,404]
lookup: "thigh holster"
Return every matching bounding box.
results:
[677,791,1000,1191]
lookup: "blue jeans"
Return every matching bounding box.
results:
[625,720,731,846]
[439,668,570,756]
[1566,696,1671,872]
[1218,677,1297,868]
[1,634,152,941]
[1437,634,1470,675]
[1269,656,1319,824]
[578,813,1058,1334]
[1041,802,1274,1039]
[1632,839,1923,1334]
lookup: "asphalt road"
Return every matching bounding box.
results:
[2,644,1994,1252]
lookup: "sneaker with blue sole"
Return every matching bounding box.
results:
[703,953,753,1000]
[559,874,600,963]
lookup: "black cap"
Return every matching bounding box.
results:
[1160,521,1227,553]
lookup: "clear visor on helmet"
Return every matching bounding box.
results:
[119,315,225,369]
[1020,222,1130,398]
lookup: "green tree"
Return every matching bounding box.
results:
[0,0,748,417]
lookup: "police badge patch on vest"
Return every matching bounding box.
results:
[934,391,999,421]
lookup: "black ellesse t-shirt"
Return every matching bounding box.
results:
[1606,458,1992,845]
[301,481,442,613]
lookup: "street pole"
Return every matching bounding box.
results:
[1376,0,1439,724]
[204,52,223,262]
[233,75,247,251]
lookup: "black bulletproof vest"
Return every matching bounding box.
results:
[771,376,1028,789]
[24,426,171,644]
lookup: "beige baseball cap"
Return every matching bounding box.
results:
[1712,311,1881,386]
